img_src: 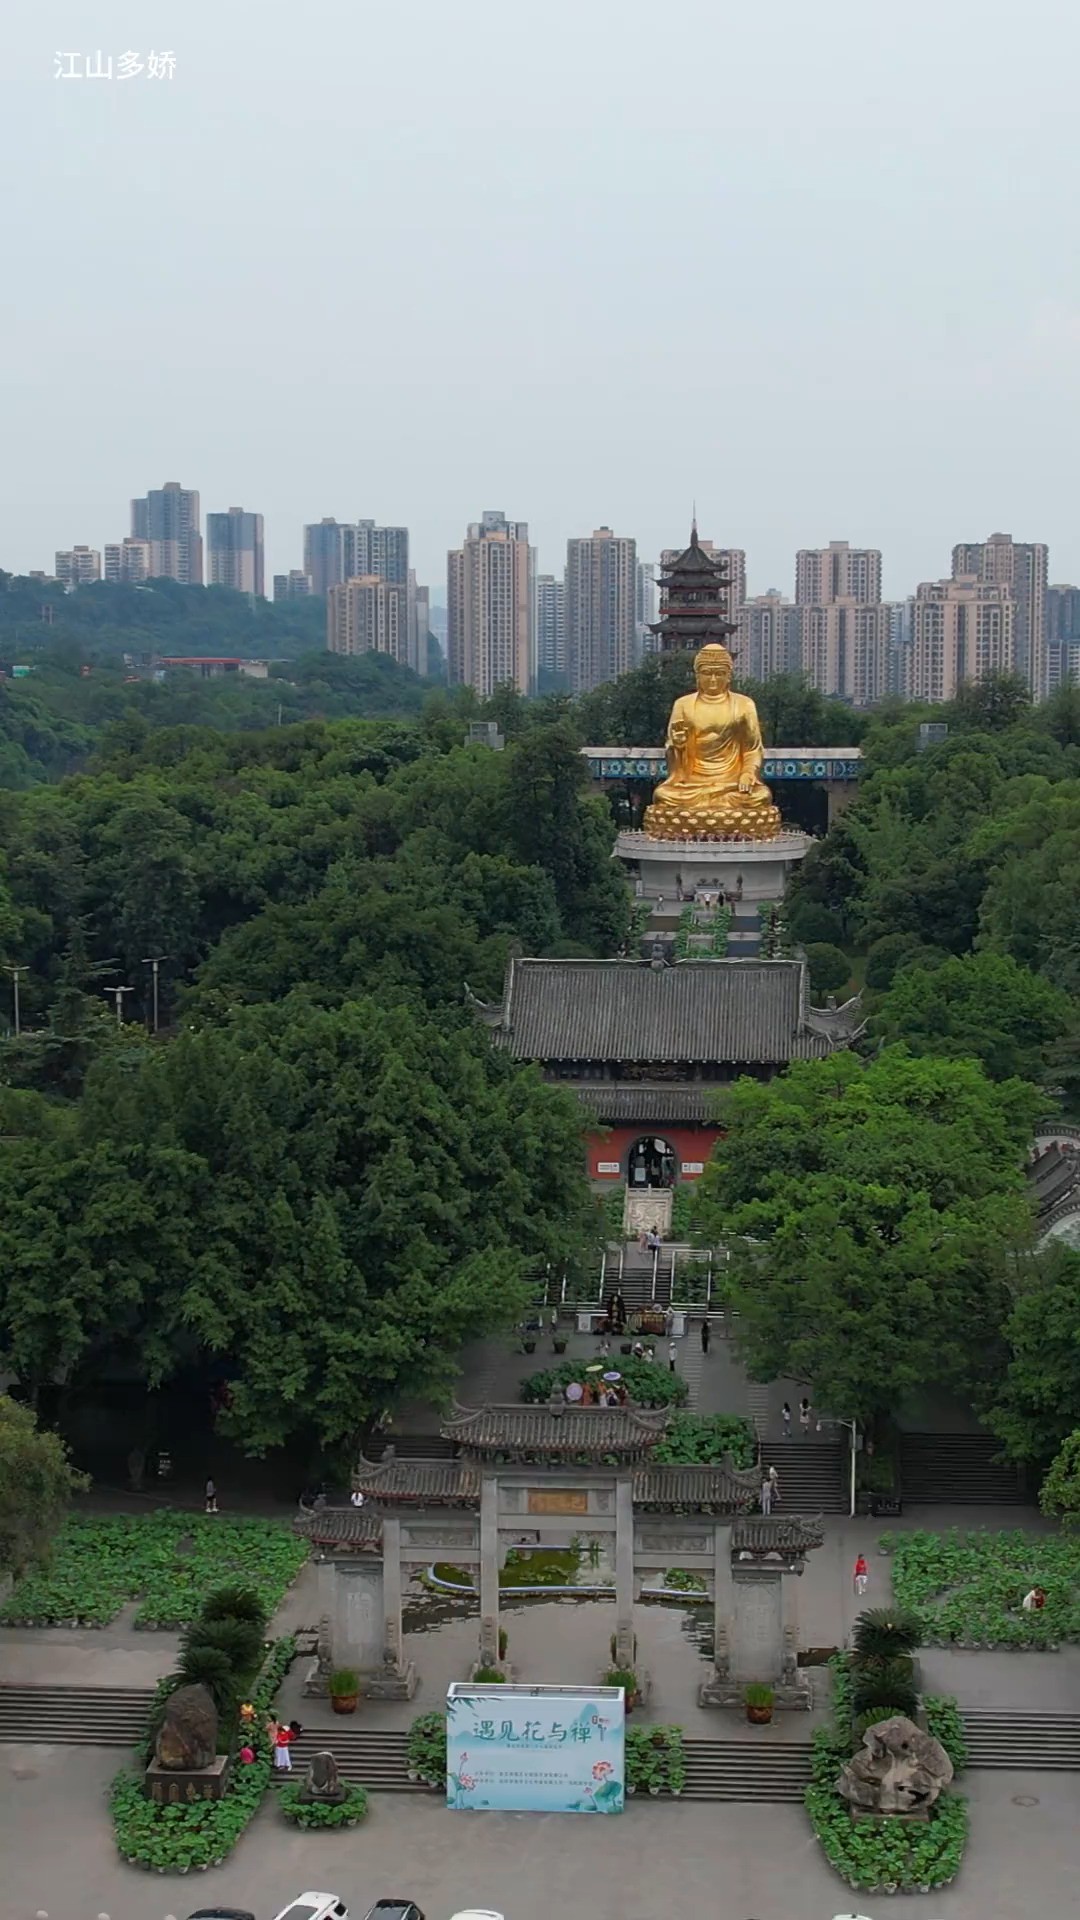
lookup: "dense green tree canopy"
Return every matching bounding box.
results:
[692,1051,1038,1422]
[989,1245,1080,1463]
[0,997,597,1453]
[0,1395,88,1574]
[872,951,1076,1086]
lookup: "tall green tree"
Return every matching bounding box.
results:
[872,950,1075,1085]
[989,1244,1080,1462]
[0,1395,88,1575]
[692,1051,1038,1422]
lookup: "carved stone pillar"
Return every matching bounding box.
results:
[613,1474,636,1669]
[479,1473,500,1667]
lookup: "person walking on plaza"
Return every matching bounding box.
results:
[760,1472,773,1516]
[768,1464,780,1506]
[781,1401,792,1439]
[799,1396,812,1437]
[204,1477,219,1514]
[854,1553,869,1598]
[700,1317,710,1355]
[668,1338,678,1373]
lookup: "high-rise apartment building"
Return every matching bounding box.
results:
[1047,583,1080,689]
[273,570,312,601]
[326,576,407,660]
[54,546,101,590]
[342,522,409,586]
[798,602,892,705]
[131,481,202,584]
[303,519,346,598]
[795,541,882,607]
[565,527,637,694]
[104,537,151,584]
[447,511,534,695]
[908,577,1014,703]
[536,574,567,687]
[412,580,432,676]
[634,562,658,665]
[738,593,800,681]
[951,533,1048,694]
[206,508,265,597]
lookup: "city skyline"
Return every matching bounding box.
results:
[5,4,1079,623]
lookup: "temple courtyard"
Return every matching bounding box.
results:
[2,1746,1076,1920]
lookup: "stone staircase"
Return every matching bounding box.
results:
[960,1711,1080,1769]
[899,1433,1031,1504]
[757,1439,849,1515]
[4,1687,1080,1791]
[680,1736,812,1800]
[0,1683,154,1746]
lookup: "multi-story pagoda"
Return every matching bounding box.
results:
[650,522,738,655]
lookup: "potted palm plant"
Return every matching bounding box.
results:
[329,1667,360,1714]
[744,1683,774,1725]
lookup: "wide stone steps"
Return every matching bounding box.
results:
[757,1441,849,1514]
[900,1434,1030,1504]
[285,1728,422,1791]
[0,1683,154,1746]
[960,1710,1080,1769]
[680,1738,812,1801]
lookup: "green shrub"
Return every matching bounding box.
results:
[174,1644,239,1717]
[0,1513,306,1629]
[199,1585,268,1631]
[865,932,923,992]
[924,1694,968,1773]
[111,1634,296,1872]
[520,1357,688,1409]
[852,1606,924,1660]
[181,1615,264,1678]
[851,1654,917,1719]
[662,1568,706,1592]
[472,1665,505,1683]
[625,1724,686,1794]
[744,1683,774,1710]
[885,1526,1080,1647]
[804,1729,967,1892]
[804,942,851,998]
[328,1668,359,1698]
[652,1411,755,1468]
[604,1667,638,1693]
[278,1781,369,1828]
[405,1710,447,1788]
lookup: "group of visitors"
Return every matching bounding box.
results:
[636,1227,664,1254]
[1022,1585,1047,1611]
[759,1464,780,1513]
[780,1398,813,1437]
[569,1376,632,1407]
[265,1715,303,1771]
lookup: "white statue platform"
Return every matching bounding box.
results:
[615,829,812,906]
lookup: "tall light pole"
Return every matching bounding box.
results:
[104,985,134,1027]
[5,964,26,1037]
[817,1415,858,1518]
[142,956,168,1035]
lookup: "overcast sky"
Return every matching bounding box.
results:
[3,0,1079,600]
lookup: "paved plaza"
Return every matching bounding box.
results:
[2,1744,1079,1920]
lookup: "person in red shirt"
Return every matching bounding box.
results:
[854,1553,869,1597]
[270,1717,302,1771]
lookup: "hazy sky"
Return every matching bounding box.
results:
[4,1,1079,600]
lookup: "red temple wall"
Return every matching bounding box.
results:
[586,1122,720,1181]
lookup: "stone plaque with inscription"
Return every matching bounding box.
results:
[527,1488,589,1515]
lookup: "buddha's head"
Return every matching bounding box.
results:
[694,644,734,697]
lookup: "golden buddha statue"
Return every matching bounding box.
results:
[643,643,782,841]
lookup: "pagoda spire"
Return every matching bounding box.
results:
[649,527,738,655]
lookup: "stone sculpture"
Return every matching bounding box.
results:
[643,643,782,841]
[300,1749,346,1803]
[153,1682,219,1771]
[837,1714,953,1815]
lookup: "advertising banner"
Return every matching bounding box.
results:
[446,1682,625,1813]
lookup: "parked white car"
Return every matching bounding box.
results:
[273,1895,349,1920]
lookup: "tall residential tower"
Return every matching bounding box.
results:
[447,511,534,696]
[207,508,265,597]
[565,526,637,693]
[131,481,202,584]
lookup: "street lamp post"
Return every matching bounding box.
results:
[817,1415,858,1518]
[5,964,26,1037]
[104,985,134,1027]
[142,955,168,1035]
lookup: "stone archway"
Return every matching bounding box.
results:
[626,1134,678,1190]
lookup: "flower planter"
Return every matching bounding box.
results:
[746,1704,773,1725]
[553,1337,568,1354]
[331,1692,359,1714]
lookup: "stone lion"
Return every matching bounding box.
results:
[837,1714,953,1814]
